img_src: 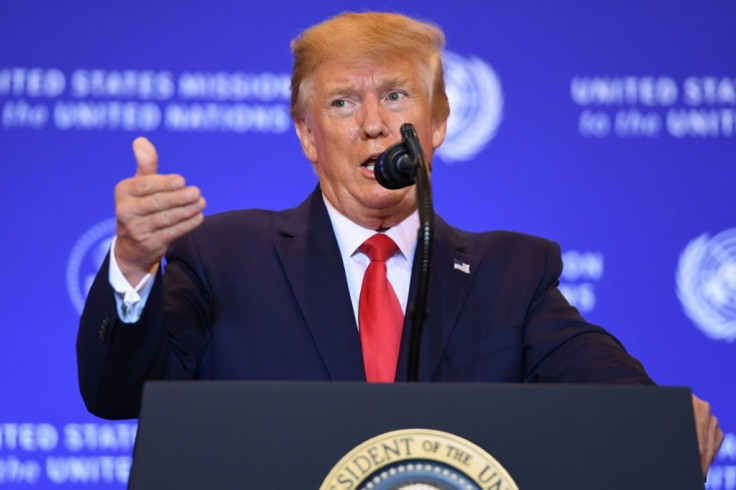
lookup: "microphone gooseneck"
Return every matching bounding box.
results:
[374,123,434,383]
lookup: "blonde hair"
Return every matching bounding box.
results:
[290,12,450,123]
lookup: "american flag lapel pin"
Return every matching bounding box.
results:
[453,258,470,274]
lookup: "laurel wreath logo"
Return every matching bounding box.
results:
[437,51,504,163]
[676,229,736,342]
[66,218,116,315]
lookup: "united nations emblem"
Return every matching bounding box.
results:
[321,429,518,490]
[66,218,116,315]
[437,51,504,163]
[676,228,736,342]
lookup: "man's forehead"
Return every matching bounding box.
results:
[313,60,419,92]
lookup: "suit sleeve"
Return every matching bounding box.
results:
[76,232,213,420]
[522,240,655,385]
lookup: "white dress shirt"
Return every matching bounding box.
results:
[109,196,419,327]
[323,196,418,328]
[108,236,157,323]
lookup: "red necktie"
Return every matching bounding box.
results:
[358,234,404,382]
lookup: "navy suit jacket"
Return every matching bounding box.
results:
[77,187,653,419]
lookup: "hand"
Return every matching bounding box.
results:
[114,137,206,285]
[692,393,724,480]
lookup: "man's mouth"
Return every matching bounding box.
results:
[362,151,387,173]
[362,157,378,172]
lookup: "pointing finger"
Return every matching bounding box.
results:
[133,136,159,176]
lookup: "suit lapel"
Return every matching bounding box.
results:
[272,190,478,383]
[272,188,365,380]
[396,216,481,381]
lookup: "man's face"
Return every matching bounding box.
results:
[294,56,447,230]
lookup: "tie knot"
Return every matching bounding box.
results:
[359,234,399,262]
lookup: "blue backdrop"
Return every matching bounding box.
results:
[1,1,734,487]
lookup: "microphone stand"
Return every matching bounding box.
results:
[375,124,434,382]
[399,124,433,382]
[374,123,433,382]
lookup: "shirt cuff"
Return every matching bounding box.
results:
[108,236,159,324]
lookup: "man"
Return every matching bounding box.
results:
[76,12,723,476]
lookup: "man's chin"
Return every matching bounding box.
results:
[360,187,417,216]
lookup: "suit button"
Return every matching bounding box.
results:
[99,315,110,342]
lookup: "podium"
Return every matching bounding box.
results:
[129,382,702,489]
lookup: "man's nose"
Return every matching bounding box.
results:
[359,97,389,139]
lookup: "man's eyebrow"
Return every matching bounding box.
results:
[325,85,359,98]
[324,76,414,99]
[377,76,411,89]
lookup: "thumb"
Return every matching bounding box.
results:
[132,136,159,176]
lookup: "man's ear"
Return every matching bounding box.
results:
[431,117,448,150]
[295,118,318,163]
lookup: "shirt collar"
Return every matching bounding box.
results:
[323,194,418,263]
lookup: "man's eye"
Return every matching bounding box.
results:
[387,92,402,101]
[331,99,346,108]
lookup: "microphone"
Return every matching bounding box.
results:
[374,124,421,189]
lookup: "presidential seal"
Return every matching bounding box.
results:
[676,227,736,342]
[321,429,518,490]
